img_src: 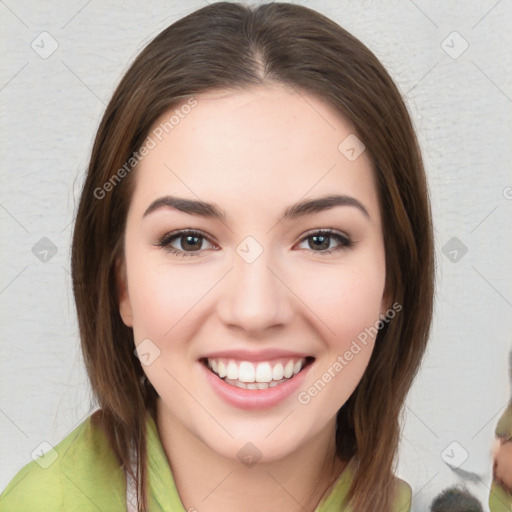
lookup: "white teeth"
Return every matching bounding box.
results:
[224,378,288,389]
[226,361,238,380]
[283,360,294,378]
[255,362,272,383]
[272,363,284,381]
[238,361,255,382]
[206,357,309,387]
[217,361,227,378]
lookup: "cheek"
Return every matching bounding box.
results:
[123,230,232,375]
[297,257,386,345]
[126,260,211,390]
[128,261,209,340]
[295,262,386,413]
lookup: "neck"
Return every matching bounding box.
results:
[156,399,347,512]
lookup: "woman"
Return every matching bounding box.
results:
[490,405,512,511]
[0,2,434,511]
[489,349,512,511]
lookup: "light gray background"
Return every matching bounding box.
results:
[1,1,511,510]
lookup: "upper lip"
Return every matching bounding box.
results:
[200,348,314,362]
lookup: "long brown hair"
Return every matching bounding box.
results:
[71,2,435,510]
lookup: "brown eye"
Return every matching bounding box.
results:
[296,230,353,255]
[156,230,215,257]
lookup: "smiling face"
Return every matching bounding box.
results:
[117,84,389,463]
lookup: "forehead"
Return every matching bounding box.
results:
[130,84,380,223]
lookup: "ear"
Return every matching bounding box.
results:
[115,257,133,327]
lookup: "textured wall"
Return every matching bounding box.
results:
[1,1,511,510]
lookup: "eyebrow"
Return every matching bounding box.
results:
[143,194,370,222]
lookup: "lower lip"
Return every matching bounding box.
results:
[200,361,313,410]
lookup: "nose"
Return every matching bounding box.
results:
[216,247,294,336]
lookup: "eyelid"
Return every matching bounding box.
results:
[297,227,351,242]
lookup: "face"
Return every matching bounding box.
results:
[117,84,389,463]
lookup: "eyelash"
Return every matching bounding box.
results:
[155,228,354,258]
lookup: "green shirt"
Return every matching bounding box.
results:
[0,412,411,511]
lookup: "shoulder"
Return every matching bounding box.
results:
[0,410,125,512]
[489,479,512,512]
[393,477,412,512]
[314,458,413,512]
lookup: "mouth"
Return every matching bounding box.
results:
[199,356,315,390]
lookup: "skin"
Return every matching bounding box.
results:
[493,438,512,491]
[117,84,390,512]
